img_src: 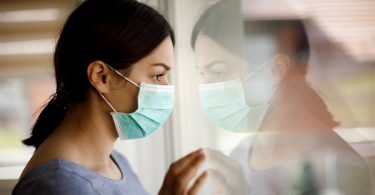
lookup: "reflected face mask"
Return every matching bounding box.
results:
[198,64,274,132]
[100,65,174,140]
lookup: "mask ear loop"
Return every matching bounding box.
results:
[264,87,277,104]
[242,53,287,82]
[102,64,141,112]
[242,62,268,82]
[106,64,140,88]
[99,93,117,113]
[241,61,276,105]
[263,54,291,104]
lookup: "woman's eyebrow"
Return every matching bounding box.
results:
[204,60,228,69]
[152,63,170,70]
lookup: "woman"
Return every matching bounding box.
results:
[12,0,207,194]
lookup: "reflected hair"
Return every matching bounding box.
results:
[191,0,245,56]
[23,0,174,148]
[245,20,310,67]
[191,0,310,67]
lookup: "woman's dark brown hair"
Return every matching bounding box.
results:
[23,0,174,148]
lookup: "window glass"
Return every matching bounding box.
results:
[171,0,375,194]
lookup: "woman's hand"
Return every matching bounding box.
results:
[159,149,208,195]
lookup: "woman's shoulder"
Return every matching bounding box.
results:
[111,150,138,177]
[111,150,130,165]
[229,136,255,160]
[13,160,98,195]
[111,150,133,171]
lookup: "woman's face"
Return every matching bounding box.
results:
[108,37,174,113]
[193,33,285,105]
[127,37,174,85]
[194,33,246,83]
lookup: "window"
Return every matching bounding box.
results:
[169,0,374,194]
[0,0,374,194]
[0,1,76,194]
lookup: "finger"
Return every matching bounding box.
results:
[179,152,206,180]
[161,149,205,194]
[173,154,206,193]
[188,171,208,195]
[170,148,204,174]
[207,168,226,182]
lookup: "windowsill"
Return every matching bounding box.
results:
[0,148,33,180]
[0,165,25,180]
[334,127,375,157]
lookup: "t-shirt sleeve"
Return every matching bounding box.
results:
[14,169,99,195]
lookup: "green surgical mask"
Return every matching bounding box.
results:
[198,64,274,132]
[100,65,174,140]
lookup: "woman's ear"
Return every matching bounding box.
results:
[272,53,291,83]
[87,60,111,93]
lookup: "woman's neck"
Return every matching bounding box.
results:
[39,92,118,166]
[21,92,120,178]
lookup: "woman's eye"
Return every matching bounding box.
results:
[153,74,164,82]
[199,72,206,78]
[215,72,225,78]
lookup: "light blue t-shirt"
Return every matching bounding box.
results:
[230,136,372,195]
[12,150,149,195]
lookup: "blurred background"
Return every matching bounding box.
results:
[0,0,374,194]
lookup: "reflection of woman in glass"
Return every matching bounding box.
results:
[192,0,371,194]
[13,1,207,195]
